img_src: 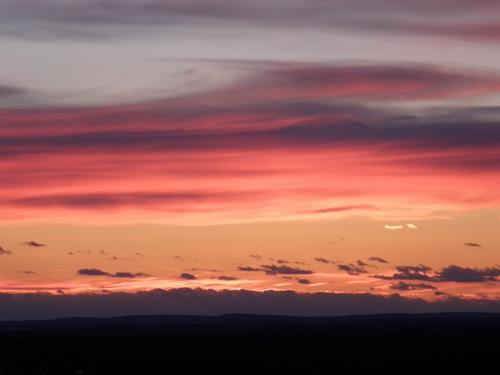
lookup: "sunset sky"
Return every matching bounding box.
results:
[1,0,499,318]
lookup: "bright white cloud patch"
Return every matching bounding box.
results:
[407,224,418,229]
[384,225,403,230]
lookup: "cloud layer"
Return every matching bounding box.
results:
[0,288,498,321]
[1,62,500,223]
[2,1,500,42]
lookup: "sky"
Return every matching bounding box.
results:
[0,0,500,318]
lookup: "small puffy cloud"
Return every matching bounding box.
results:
[407,224,418,229]
[249,254,262,260]
[296,278,311,285]
[179,272,197,280]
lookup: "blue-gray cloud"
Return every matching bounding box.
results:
[2,1,500,42]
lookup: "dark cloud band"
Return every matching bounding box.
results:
[0,288,498,321]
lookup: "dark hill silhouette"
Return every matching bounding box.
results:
[0,313,498,373]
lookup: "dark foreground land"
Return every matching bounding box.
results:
[0,313,498,374]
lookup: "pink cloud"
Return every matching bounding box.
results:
[1,63,499,223]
